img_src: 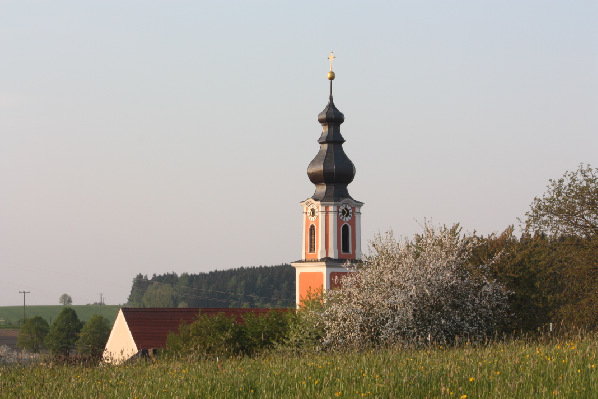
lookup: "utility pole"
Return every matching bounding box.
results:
[99,293,104,305]
[19,291,30,322]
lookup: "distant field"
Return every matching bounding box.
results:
[0,305,121,327]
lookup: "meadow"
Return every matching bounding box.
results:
[0,305,120,327]
[1,333,596,398]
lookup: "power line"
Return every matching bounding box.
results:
[19,290,30,321]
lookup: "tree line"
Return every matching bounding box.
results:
[478,163,597,332]
[17,308,111,357]
[126,264,295,308]
[472,227,597,332]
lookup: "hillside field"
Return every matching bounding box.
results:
[0,305,121,327]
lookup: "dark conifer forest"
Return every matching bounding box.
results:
[126,265,295,308]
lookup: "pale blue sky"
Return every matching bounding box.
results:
[1,1,596,306]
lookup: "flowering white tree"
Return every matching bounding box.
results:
[323,223,509,348]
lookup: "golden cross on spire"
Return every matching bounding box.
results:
[327,51,336,81]
[328,51,335,71]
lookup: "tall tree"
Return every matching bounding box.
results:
[59,293,73,306]
[45,307,82,356]
[524,163,598,238]
[16,316,49,353]
[142,282,176,307]
[126,274,150,307]
[76,315,111,357]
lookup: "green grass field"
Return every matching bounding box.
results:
[1,334,596,398]
[0,305,121,327]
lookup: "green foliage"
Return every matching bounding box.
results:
[473,228,598,332]
[16,316,49,353]
[166,312,242,357]
[141,282,176,307]
[471,227,547,331]
[127,274,150,307]
[76,315,111,357]
[468,165,598,332]
[283,289,325,351]
[550,235,598,329]
[166,310,290,357]
[240,310,291,355]
[524,163,598,238]
[59,294,73,306]
[44,308,82,356]
[126,265,295,308]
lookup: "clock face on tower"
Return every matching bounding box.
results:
[308,206,319,221]
[339,204,353,221]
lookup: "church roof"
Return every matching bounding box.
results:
[121,307,274,349]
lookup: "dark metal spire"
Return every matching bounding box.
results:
[306,53,356,202]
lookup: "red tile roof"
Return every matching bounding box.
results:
[121,308,276,350]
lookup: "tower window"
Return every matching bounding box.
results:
[308,224,316,253]
[341,224,351,253]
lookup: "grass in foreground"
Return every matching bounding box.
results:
[1,335,596,398]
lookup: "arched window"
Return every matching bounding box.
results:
[341,224,351,253]
[308,224,316,253]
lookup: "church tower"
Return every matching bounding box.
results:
[291,53,363,306]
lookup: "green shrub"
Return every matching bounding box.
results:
[17,316,49,353]
[166,312,242,357]
[76,315,111,357]
[166,310,291,357]
[241,310,290,354]
[282,289,325,352]
[44,308,82,356]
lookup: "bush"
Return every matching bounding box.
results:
[45,308,82,356]
[241,310,290,355]
[282,289,325,352]
[167,312,241,357]
[76,315,111,357]
[166,310,290,357]
[471,228,598,332]
[323,224,510,348]
[17,316,49,353]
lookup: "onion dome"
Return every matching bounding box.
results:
[307,54,356,202]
